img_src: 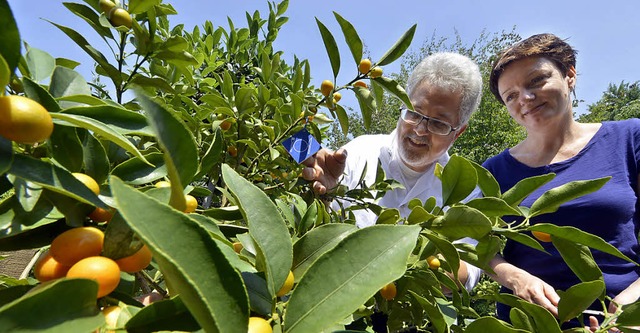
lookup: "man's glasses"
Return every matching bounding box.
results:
[400,108,460,136]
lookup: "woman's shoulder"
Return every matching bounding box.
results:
[481,149,511,170]
[601,118,640,131]
[598,119,640,142]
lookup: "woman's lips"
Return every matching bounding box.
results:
[522,103,544,116]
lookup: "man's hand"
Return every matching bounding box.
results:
[301,148,347,195]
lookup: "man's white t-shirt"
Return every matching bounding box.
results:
[332,130,482,290]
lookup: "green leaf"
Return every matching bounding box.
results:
[376,208,400,225]
[111,152,167,185]
[502,173,555,207]
[55,57,81,70]
[126,296,200,333]
[431,206,492,240]
[0,54,8,91]
[617,301,640,326]
[353,86,375,130]
[407,206,436,225]
[372,76,413,110]
[496,230,546,254]
[0,198,62,251]
[292,224,357,281]
[516,300,562,333]
[110,177,249,333]
[408,291,447,333]
[465,197,521,217]
[474,234,503,270]
[333,12,362,65]
[0,285,31,308]
[48,21,122,88]
[528,177,610,218]
[376,24,416,66]
[315,18,340,79]
[22,77,61,112]
[241,272,272,316]
[529,223,638,264]
[423,230,460,281]
[202,206,243,221]
[128,0,161,14]
[25,47,55,83]
[49,125,84,172]
[297,200,318,235]
[465,317,529,333]
[82,132,110,185]
[61,105,154,136]
[469,160,501,197]
[0,137,11,174]
[284,225,420,333]
[8,154,106,208]
[50,66,92,98]
[45,189,94,227]
[557,280,605,323]
[136,91,198,210]
[441,155,478,206]
[56,94,106,105]
[222,164,293,297]
[50,112,152,167]
[0,0,21,77]
[101,210,143,260]
[62,2,113,42]
[335,104,349,134]
[551,237,603,283]
[509,307,535,331]
[130,74,175,93]
[0,278,103,332]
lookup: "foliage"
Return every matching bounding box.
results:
[0,1,639,333]
[578,80,640,122]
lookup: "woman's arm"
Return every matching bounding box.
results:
[487,254,561,317]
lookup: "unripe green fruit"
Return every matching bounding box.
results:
[99,0,116,13]
[109,7,132,29]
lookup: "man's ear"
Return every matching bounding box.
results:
[453,124,467,140]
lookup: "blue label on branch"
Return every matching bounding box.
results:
[282,127,321,163]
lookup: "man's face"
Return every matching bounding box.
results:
[395,81,467,172]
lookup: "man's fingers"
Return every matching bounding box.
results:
[334,148,348,164]
[301,167,316,181]
[313,181,326,195]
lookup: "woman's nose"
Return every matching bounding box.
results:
[520,89,535,103]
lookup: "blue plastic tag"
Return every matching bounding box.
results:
[281,127,321,163]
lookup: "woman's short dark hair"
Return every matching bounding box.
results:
[489,33,577,104]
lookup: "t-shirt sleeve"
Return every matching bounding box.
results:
[629,118,640,170]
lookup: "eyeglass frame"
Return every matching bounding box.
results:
[399,107,461,136]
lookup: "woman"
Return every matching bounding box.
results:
[482,33,640,328]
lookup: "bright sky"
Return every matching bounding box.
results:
[7,1,640,116]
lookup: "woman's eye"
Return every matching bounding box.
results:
[505,93,515,102]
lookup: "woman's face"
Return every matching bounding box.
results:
[497,56,576,130]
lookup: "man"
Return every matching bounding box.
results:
[302,52,483,291]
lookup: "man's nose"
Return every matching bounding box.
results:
[413,121,431,136]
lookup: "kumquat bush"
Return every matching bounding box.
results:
[0,1,639,332]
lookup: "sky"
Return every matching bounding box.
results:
[6,0,640,116]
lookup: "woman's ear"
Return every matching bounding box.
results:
[567,66,577,90]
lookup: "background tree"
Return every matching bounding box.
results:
[578,80,640,122]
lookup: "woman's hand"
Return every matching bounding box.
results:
[488,255,560,317]
[507,269,561,317]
